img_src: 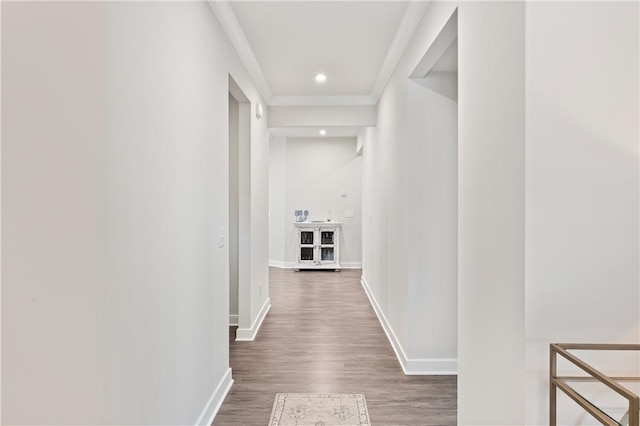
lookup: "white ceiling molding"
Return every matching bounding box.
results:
[370,1,431,102]
[269,127,361,138]
[210,1,430,108]
[270,95,376,107]
[207,0,273,103]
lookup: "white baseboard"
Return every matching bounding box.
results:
[269,260,288,268]
[229,314,238,326]
[405,358,457,374]
[269,261,362,269]
[268,260,297,269]
[236,297,271,341]
[360,275,457,375]
[194,367,233,426]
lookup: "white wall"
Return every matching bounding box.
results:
[268,105,376,128]
[268,136,286,267]
[248,97,270,334]
[407,76,457,365]
[361,126,382,293]
[361,0,458,375]
[364,0,529,420]
[229,95,239,324]
[525,2,640,424]
[2,2,269,424]
[360,1,639,424]
[457,3,526,424]
[269,137,362,268]
[3,4,107,423]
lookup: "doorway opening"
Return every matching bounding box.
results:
[228,76,251,340]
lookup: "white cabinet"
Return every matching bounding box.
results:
[294,222,341,270]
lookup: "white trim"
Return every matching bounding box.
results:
[229,314,238,326]
[268,261,297,269]
[194,368,233,426]
[371,1,432,101]
[269,95,375,107]
[236,297,271,341]
[269,261,361,270]
[268,260,288,269]
[360,276,457,375]
[405,358,457,375]
[207,1,272,103]
[360,275,409,373]
[208,0,432,108]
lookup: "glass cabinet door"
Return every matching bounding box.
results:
[299,228,316,264]
[321,247,334,261]
[300,231,314,245]
[319,229,336,264]
[321,231,334,245]
[300,247,314,261]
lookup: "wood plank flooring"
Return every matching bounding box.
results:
[212,268,457,425]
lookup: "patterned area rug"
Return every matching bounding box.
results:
[269,393,371,426]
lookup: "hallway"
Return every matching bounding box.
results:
[213,268,456,425]
[3,2,639,424]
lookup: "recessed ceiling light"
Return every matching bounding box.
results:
[319,129,327,136]
[315,73,327,83]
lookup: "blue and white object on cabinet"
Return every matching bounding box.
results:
[294,210,308,222]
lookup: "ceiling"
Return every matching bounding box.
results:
[230,1,408,98]
[212,1,431,106]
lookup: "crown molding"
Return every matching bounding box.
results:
[209,0,429,107]
[207,0,273,103]
[270,95,376,107]
[269,126,361,138]
[370,1,431,102]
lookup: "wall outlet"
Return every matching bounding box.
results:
[218,227,225,248]
[345,209,354,218]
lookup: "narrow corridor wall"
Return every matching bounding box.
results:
[361,1,459,374]
[2,4,108,423]
[2,2,269,424]
[407,76,458,368]
[269,136,287,267]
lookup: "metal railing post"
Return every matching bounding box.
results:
[550,344,557,426]
[550,343,640,426]
[629,396,639,426]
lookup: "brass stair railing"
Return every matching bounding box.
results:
[550,343,640,426]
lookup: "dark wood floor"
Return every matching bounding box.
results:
[212,268,457,425]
